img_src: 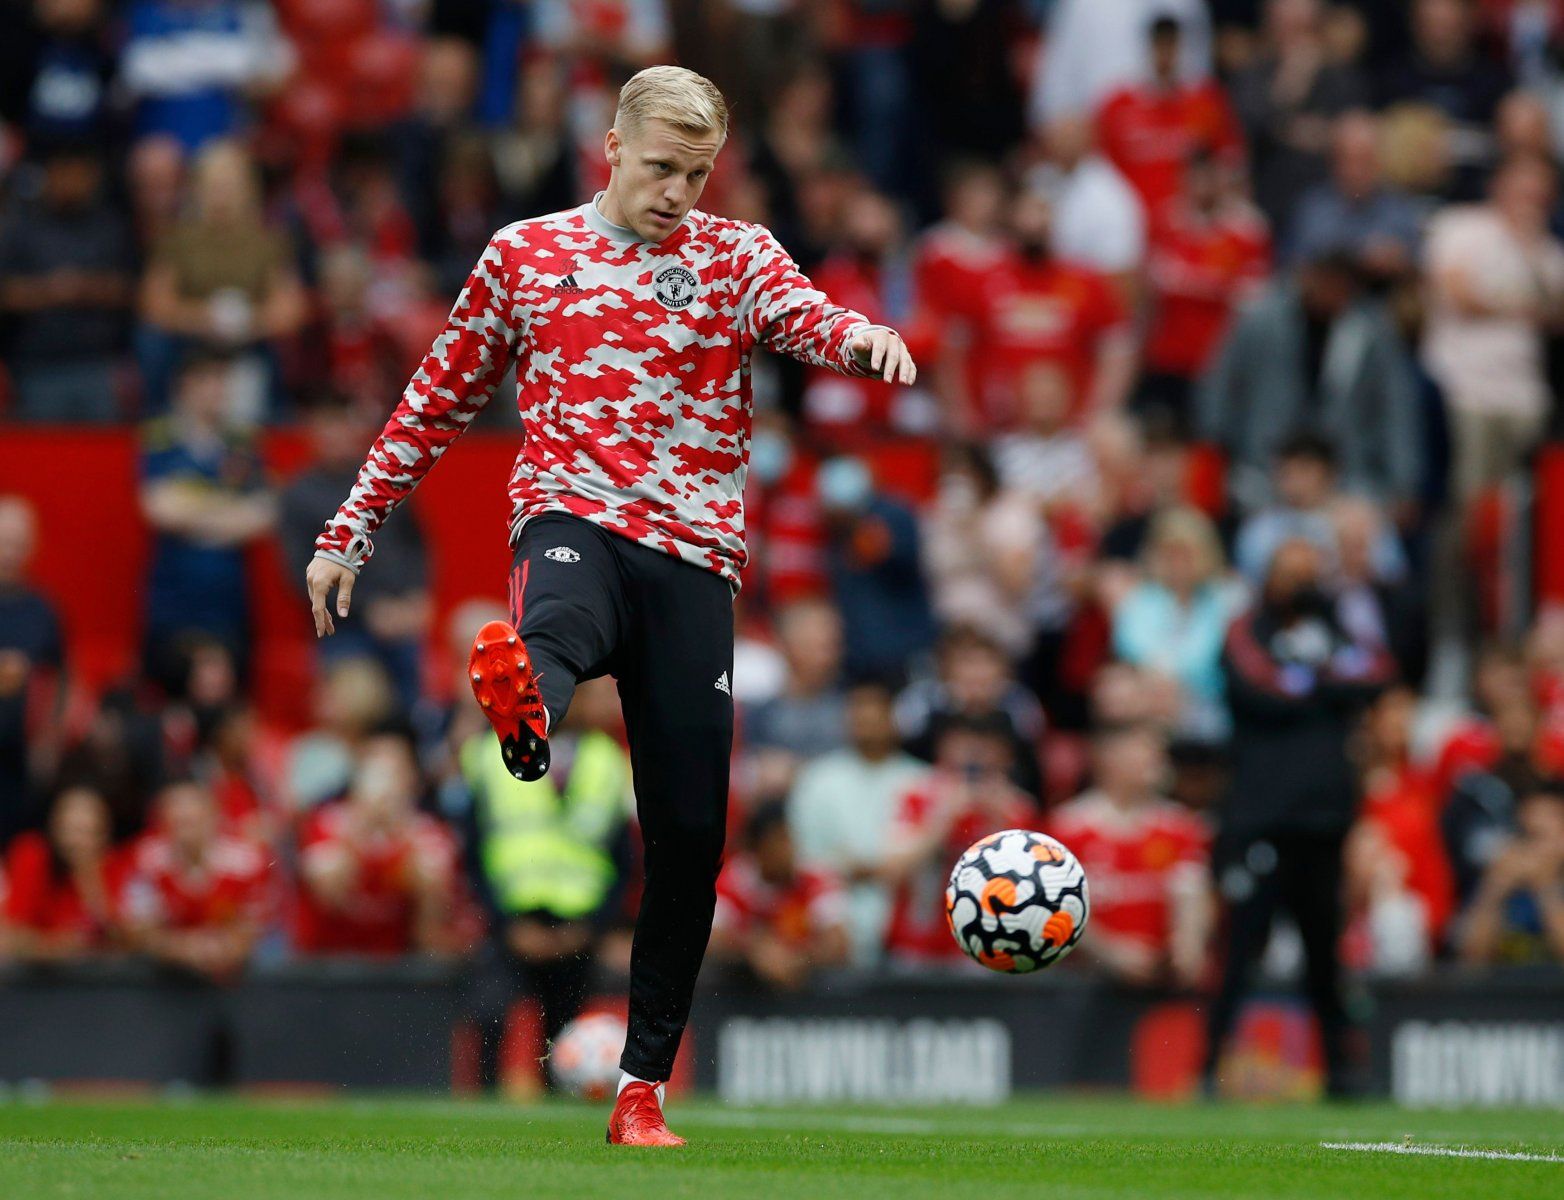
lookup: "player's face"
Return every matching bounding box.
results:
[605,119,722,242]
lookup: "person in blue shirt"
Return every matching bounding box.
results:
[139,350,275,682]
[817,456,936,681]
[119,0,290,151]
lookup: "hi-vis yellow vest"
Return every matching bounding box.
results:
[462,729,630,920]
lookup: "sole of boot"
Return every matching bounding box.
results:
[467,620,550,781]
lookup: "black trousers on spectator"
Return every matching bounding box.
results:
[1202,830,1351,1090]
[508,514,735,1082]
[473,943,595,1092]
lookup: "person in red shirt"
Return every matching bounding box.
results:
[0,785,127,961]
[1096,16,1244,222]
[709,802,850,990]
[912,163,1011,431]
[1427,642,1563,803]
[803,187,932,447]
[1050,722,1211,988]
[881,713,1038,965]
[977,190,1135,429]
[1139,148,1271,427]
[1343,686,1455,972]
[294,728,461,957]
[120,779,270,981]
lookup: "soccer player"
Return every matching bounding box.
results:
[304,66,916,1145]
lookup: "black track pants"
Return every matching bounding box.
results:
[507,513,735,1080]
[1202,831,1351,1088]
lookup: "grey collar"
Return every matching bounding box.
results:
[582,191,688,242]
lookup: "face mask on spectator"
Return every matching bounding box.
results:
[750,429,793,486]
[816,457,872,511]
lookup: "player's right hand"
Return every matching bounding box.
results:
[306,557,357,638]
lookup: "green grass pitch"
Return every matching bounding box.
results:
[1,1095,1559,1199]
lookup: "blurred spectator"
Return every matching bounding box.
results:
[1378,0,1512,198]
[1332,495,1427,687]
[880,713,1037,967]
[394,38,481,263]
[1429,640,1532,800]
[981,191,1135,426]
[1198,253,1422,515]
[921,443,1038,658]
[739,410,829,608]
[1096,15,1246,221]
[138,140,307,416]
[294,727,460,957]
[789,678,928,965]
[280,395,431,708]
[286,657,397,811]
[1204,537,1393,1095]
[1228,0,1370,231]
[1139,148,1272,429]
[1343,686,1453,974]
[200,702,270,843]
[1233,432,1409,584]
[909,0,1028,169]
[817,457,935,679]
[802,187,930,443]
[1029,116,1146,280]
[126,133,187,248]
[742,598,847,799]
[1029,0,1212,125]
[1051,723,1211,987]
[460,676,630,1092]
[745,64,845,260]
[138,350,276,678]
[0,785,125,961]
[1453,780,1564,964]
[119,0,291,150]
[1098,420,1194,564]
[0,139,134,421]
[1443,691,1564,903]
[912,163,1010,426]
[488,53,577,221]
[993,361,1103,517]
[1423,154,1564,503]
[897,625,1045,800]
[709,802,850,991]
[120,778,269,981]
[305,245,407,413]
[1493,88,1557,163]
[1113,507,1246,745]
[1286,111,1423,284]
[829,1,917,196]
[0,0,117,144]
[0,496,64,845]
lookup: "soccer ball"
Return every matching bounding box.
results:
[946,829,1089,973]
[549,1012,626,1100]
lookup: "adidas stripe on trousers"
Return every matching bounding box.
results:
[507,512,735,1081]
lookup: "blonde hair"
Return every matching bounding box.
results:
[614,65,729,144]
[1145,506,1225,585]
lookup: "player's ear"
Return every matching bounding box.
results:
[605,128,621,169]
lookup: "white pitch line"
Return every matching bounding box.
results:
[1322,1141,1564,1164]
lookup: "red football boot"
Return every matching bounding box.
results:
[605,1082,685,1147]
[467,620,550,781]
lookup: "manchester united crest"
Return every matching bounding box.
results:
[653,265,698,310]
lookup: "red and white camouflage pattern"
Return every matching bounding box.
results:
[315,196,888,588]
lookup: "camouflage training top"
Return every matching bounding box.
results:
[314,195,886,589]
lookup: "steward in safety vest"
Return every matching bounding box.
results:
[462,726,631,923]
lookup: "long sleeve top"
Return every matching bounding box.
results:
[314,195,886,589]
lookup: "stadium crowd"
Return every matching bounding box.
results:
[6,0,1564,1088]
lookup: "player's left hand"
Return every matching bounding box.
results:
[850,328,917,385]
